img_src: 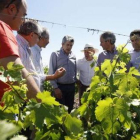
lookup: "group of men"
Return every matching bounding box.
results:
[1,0,140,115]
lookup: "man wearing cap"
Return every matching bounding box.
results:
[49,35,76,113]
[77,44,98,105]
[97,31,117,66]
[129,30,140,72]
[16,21,65,93]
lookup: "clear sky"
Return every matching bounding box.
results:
[26,0,140,66]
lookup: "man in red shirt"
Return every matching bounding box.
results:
[0,0,40,100]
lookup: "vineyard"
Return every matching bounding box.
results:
[1,44,140,140]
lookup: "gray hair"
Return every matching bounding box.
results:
[17,20,42,36]
[40,27,49,39]
[62,35,74,44]
[101,31,116,45]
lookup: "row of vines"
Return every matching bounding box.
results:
[0,44,140,140]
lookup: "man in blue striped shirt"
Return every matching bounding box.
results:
[49,35,76,113]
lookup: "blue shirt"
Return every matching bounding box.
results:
[16,34,46,90]
[31,44,46,91]
[49,48,76,88]
[97,47,118,66]
[129,50,140,72]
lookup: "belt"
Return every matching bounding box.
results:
[57,82,75,85]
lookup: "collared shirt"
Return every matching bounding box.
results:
[129,50,140,72]
[97,47,118,66]
[31,44,46,91]
[16,34,46,90]
[49,47,76,88]
[31,45,43,73]
[77,57,96,86]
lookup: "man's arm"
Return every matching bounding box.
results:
[48,52,62,99]
[0,56,40,99]
[46,67,65,80]
[48,52,59,88]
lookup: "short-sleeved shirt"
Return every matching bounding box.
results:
[0,20,19,100]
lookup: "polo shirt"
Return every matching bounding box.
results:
[0,20,19,100]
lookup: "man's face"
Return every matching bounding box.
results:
[29,32,40,47]
[42,37,49,48]
[12,0,27,30]
[84,49,95,60]
[100,36,110,51]
[62,41,74,54]
[130,34,140,51]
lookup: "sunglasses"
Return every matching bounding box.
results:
[33,32,41,39]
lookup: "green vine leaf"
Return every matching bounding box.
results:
[36,91,60,106]
[64,114,82,135]
[101,60,112,77]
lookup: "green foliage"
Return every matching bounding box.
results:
[0,63,83,140]
[43,66,53,92]
[72,44,140,140]
[1,43,140,140]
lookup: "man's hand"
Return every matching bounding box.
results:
[53,67,66,79]
[54,88,62,99]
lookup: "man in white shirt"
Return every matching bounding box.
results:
[129,30,140,72]
[31,27,49,91]
[77,44,98,105]
[16,21,65,91]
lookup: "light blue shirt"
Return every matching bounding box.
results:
[49,48,76,88]
[129,50,140,72]
[97,47,118,66]
[16,34,46,90]
[31,44,46,91]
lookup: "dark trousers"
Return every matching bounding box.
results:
[55,83,75,113]
[78,81,89,106]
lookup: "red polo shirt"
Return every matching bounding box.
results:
[0,20,19,101]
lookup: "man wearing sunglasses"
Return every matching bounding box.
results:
[0,0,42,100]
[129,30,140,72]
[16,21,66,91]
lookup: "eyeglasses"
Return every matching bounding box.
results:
[40,36,49,40]
[5,0,16,8]
[33,32,41,39]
